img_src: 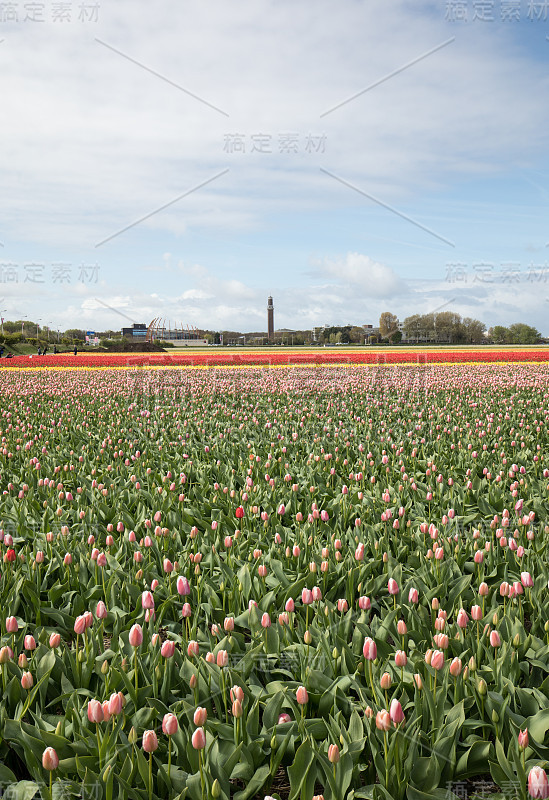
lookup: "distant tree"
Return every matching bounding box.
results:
[402,314,422,342]
[462,317,486,344]
[379,312,399,340]
[2,321,21,334]
[434,311,463,344]
[349,326,365,343]
[489,326,509,344]
[507,323,541,345]
[64,328,86,341]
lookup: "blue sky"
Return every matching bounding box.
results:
[1,0,549,333]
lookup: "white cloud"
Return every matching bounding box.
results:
[312,253,408,297]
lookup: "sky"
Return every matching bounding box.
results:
[1,0,549,334]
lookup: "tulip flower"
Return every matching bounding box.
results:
[5,616,18,634]
[21,671,33,690]
[328,744,340,763]
[395,650,407,668]
[191,727,206,749]
[129,624,143,647]
[375,710,391,731]
[389,699,405,725]
[363,637,377,661]
[528,766,549,799]
[42,746,59,793]
[161,640,175,659]
[296,686,308,705]
[408,587,419,604]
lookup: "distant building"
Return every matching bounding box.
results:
[122,323,147,340]
[146,318,208,346]
[267,296,274,339]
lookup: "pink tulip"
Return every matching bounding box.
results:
[217,650,228,667]
[390,699,405,725]
[129,624,143,647]
[519,729,529,750]
[49,632,61,648]
[142,730,158,753]
[388,578,399,595]
[471,605,482,621]
[182,603,192,618]
[528,766,549,799]
[42,747,59,771]
[301,588,313,605]
[24,635,36,651]
[177,576,190,595]
[141,591,154,610]
[449,657,462,677]
[187,640,199,657]
[161,640,175,659]
[456,609,468,629]
[193,707,208,726]
[21,671,33,690]
[95,601,107,620]
[430,650,444,671]
[230,685,244,703]
[363,637,377,661]
[521,572,533,588]
[296,686,308,705]
[162,713,179,736]
[376,710,391,731]
[73,615,86,635]
[408,587,419,604]
[328,744,340,763]
[490,630,501,648]
[87,699,104,723]
[358,595,371,610]
[191,727,206,749]
[380,672,392,690]
[108,693,123,716]
[395,650,407,667]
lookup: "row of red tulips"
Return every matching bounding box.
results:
[1,348,549,368]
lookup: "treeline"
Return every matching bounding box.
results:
[388,313,541,345]
[488,324,542,345]
[400,312,486,344]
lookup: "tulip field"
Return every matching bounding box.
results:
[1,359,549,800]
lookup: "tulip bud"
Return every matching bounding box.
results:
[477,678,487,696]
[328,744,340,764]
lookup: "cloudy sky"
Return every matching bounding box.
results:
[1,0,549,334]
